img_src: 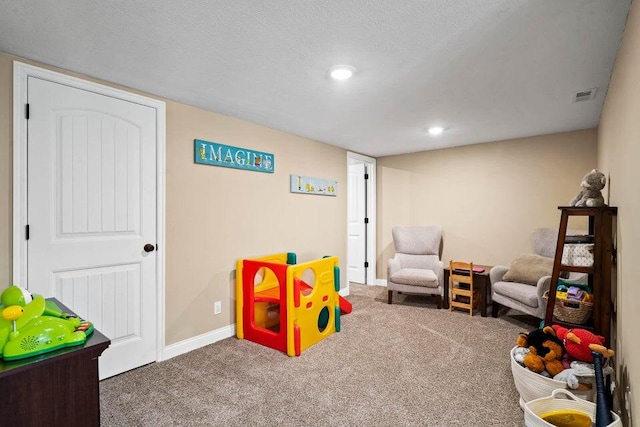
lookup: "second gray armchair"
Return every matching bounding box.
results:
[387,225,444,308]
[491,228,587,319]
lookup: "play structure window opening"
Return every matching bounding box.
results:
[253,267,281,333]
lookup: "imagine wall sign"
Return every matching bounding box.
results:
[194,139,274,173]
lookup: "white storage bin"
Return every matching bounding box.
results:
[524,389,621,427]
[562,243,594,267]
[510,347,594,408]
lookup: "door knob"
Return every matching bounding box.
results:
[144,244,156,253]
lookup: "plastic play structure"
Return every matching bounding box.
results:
[0,285,94,361]
[236,252,352,356]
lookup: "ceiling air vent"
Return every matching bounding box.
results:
[572,88,598,103]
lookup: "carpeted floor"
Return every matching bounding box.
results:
[100,284,539,426]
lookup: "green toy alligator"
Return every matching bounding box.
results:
[0,285,94,361]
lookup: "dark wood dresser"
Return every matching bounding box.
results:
[0,298,110,426]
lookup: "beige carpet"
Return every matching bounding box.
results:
[100,284,539,426]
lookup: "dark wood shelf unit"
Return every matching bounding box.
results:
[544,206,617,346]
[0,298,110,427]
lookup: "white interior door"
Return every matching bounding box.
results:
[348,162,366,284]
[26,76,158,379]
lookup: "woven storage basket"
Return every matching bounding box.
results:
[543,291,593,325]
[524,389,621,427]
[510,347,594,408]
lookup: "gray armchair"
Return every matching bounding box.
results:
[387,225,444,308]
[491,228,587,319]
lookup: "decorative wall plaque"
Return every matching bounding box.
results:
[290,175,337,196]
[195,139,274,173]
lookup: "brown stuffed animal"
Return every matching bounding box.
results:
[517,326,565,377]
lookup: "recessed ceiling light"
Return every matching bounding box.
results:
[329,65,356,80]
[428,126,444,136]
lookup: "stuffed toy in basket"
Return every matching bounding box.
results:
[510,347,594,407]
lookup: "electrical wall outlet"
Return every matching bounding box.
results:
[214,301,222,315]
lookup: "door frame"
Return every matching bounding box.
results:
[346,151,377,285]
[12,61,167,362]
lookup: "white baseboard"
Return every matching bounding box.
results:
[376,279,387,286]
[162,285,356,361]
[162,324,236,361]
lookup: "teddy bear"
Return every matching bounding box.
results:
[516,326,565,377]
[570,169,607,207]
[552,325,615,362]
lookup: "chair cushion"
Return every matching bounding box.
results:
[389,268,438,288]
[493,281,539,308]
[502,253,553,286]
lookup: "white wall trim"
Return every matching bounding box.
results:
[339,287,350,297]
[12,63,28,286]
[162,325,237,361]
[12,60,168,364]
[376,279,388,287]
[347,152,378,286]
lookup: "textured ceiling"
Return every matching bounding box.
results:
[0,0,631,157]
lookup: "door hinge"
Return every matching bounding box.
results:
[26,103,29,120]
[25,224,30,240]
[364,261,369,268]
[364,217,369,224]
[364,173,369,180]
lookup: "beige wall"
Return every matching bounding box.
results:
[0,52,347,346]
[165,103,346,344]
[377,130,597,278]
[598,0,640,423]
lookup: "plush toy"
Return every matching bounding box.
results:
[570,169,607,207]
[516,326,565,376]
[554,366,582,389]
[554,360,614,389]
[552,325,615,362]
[561,351,573,369]
[513,346,530,364]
